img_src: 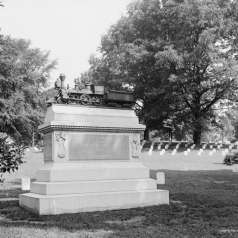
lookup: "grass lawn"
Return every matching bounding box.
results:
[1,170,238,237]
[3,149,231,184]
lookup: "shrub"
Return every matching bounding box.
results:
[0,133,25,183]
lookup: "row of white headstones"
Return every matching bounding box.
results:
[145,142,233,156]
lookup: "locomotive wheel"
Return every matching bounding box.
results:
[56,96,62,104]
[80,94,91,105]
[92,96,103,105]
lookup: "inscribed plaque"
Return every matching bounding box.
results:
[69,134,129,160]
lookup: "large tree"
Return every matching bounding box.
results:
[0,35,57,145]
[85,0,238,144]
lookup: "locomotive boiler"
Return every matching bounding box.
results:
[49,74,135,108]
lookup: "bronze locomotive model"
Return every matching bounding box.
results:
[48,74,135,108]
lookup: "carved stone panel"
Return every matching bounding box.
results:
[68,133,130,161]
[130,133,140,158]
[55,132,67,159]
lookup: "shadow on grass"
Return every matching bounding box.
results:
[0,188,22,199]
[213,162,228,165]
[1,170,238,237]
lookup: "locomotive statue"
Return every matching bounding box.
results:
[48,74,135,108]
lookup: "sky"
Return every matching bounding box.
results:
[0,0,132,85]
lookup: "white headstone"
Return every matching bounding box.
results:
[171,149,177,155]
[33,146,39,152]
[160,149,165,155]
[222,149,229,156]
[208,150,213,156]
[232,165,238,172]
[156,172,165,184]
[157,143,161,150]
[141,140,146,152]
[21,177,30,191]
[202,144,207,150]
[198,148,203,156]
[148,143,154,156]
[148,148,153,156]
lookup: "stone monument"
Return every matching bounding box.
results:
[20,104,169,214]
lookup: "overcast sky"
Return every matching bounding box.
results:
[0,0,132,85]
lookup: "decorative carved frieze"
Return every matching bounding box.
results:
[55,132,66,159]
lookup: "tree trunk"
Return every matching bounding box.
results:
[193,123,202,146]
[144,128,150,140]
[192,95,202,146]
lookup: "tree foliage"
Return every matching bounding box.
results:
[85,0,238,144]
[0,133,24,182]
[0,35,57,145]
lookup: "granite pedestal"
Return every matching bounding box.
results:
[20,104,169,214]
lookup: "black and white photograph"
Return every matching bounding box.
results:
[1,0,238,237]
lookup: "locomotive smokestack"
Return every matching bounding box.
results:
[59,73,66,89]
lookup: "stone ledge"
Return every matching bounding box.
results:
[41,104,145,133]
[31,178,157,195]
[39,124,145,133]
[36,165,150,182]
[20,189,169,215]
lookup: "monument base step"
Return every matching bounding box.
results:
[19,189,169,215]
[36,161,149,182]
[31,178,157,195]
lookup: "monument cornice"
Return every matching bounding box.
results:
[39,124,145,134]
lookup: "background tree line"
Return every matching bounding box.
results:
[82,0,238,145]
[1,0,238,147]
[0,30,56,180]
[0,32,56,179]
[0,35,56,145]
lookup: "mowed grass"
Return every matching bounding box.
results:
[1,170,238,237]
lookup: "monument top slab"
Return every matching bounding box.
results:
[39,104,145,133]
